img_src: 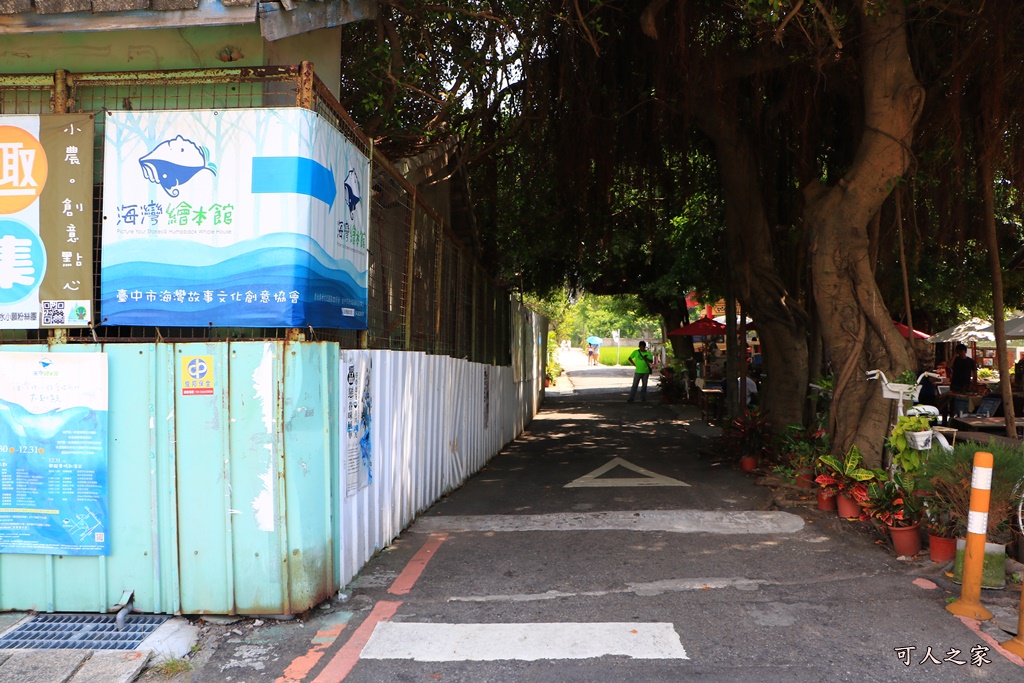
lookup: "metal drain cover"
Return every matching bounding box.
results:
[0,614,169,651]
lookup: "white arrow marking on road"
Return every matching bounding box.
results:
[565,457,690,488]
[360,622,688,661]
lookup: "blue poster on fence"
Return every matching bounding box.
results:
[100,108,370,329]
[0,352,109,556]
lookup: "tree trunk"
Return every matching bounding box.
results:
[694,111,810,433]
[980,156,1016,438]
[804,2,925,466]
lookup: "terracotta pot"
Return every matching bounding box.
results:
[795,469,814,488]
[817,489,837,511]
[928,534,956,563]
[739,455,757,472]
[888,523,922,557]
[836,494,861,519]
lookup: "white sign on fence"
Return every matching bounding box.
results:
[341,350,372,497]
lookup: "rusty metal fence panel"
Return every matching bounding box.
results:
[0,64,511,364]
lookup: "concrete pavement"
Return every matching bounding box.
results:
[6,352,1024,681]
[155,368,1022,681]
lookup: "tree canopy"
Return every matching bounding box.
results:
[340,1,1024,460]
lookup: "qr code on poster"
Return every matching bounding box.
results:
[42,301,66,325]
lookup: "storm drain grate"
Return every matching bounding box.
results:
[0,614,170,651]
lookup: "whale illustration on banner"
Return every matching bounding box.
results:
[344,167,361,218]
[139,134,217,197]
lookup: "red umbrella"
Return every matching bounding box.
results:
[667,316,727,337]
[893,321,928,339]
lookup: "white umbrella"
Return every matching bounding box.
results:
[995,316,1024,340]
[926,317,994,344]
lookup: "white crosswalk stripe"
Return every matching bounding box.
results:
[361,622,689,661]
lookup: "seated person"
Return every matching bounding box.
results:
[917,371,938,407]
[738,373,758,406]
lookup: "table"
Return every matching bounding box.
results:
[949,416,1022,437]
[700,388,723,423]
[947,393,986,413]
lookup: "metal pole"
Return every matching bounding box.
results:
[404,191,418,350]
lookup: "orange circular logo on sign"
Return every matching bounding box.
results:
[0,125,48,214]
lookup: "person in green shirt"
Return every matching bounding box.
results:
[627,341,655,403]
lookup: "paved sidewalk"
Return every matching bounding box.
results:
[7,363,1024,682]
[147,386,1023,682]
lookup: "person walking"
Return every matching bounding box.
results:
[627,341,655,403]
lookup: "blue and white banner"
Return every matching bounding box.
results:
[100,108,370,329]
[0,352,109,556]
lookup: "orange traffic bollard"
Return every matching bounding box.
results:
[946,450,994,621]
[1004,578,1024,657]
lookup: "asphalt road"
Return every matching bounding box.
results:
[162,359,1024,683]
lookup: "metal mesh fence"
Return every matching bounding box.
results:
[0,65,510,364]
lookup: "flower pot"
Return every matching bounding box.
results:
[905,430,932,450]
[952,539,1007,589]
[836,493,861,520]
[795,469,814,488]
[888,523,922,557]
[817,489,837,511]
[927,534,956,563]
[739,455,757,472]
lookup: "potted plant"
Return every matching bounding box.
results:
[815,446,883,519]
[722,409,773,472]
[921,496,959,563]
[922,440,1024,587]
[545,360,562,387]
[657,364,687,404]
[886,414,934,473]
[880,369,922,402]
[779,424,826,488]
[862,472,923,557]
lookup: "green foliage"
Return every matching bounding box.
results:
[778,424,828,470]
[886,415,935,474]
[920,440,1024,544]
[150,657,194,678]
[863,472,922,528]
[815,446,885,499]
[657,365,687,403]
[772,464,796,484]
[722,409,774,461]
[894,369,917,385]
[545,333,562,382]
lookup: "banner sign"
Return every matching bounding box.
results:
[341,350,372,497]
[0,114,95,329]
[0,352,109,555]
[100,108,370,329]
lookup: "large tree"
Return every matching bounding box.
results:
[340,1,1024,462]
